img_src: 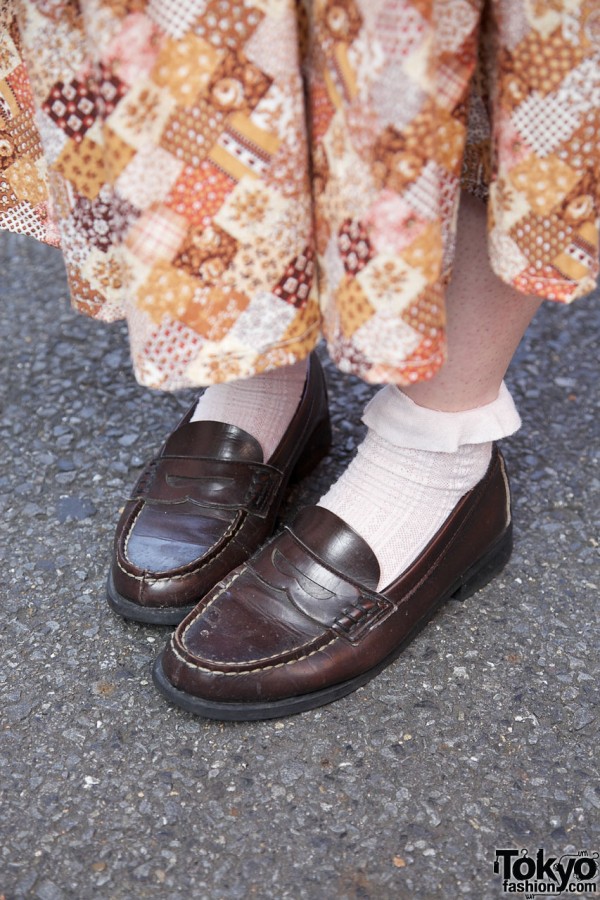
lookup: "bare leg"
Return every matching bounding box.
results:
[320,192,538,586]
[402,192,542,412]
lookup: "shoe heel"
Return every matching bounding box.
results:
[452,524,513,602]
[290,415,332,483]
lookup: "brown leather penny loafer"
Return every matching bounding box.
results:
[107,353,331,624]
[153,446,513,718]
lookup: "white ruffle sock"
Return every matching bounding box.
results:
[318,383,521,590]
[191,359,308,461]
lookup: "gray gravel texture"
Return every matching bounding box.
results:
[0,232,598,899]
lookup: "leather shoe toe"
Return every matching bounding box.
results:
[107,353,330,624]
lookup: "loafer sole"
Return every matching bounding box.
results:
[153,524,512,720]
[106,570,196,625]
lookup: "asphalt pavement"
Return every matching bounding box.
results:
[1,231,598,899]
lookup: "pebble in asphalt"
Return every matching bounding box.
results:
[0,233,598,899]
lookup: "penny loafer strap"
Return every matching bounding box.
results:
[131,457,284,518]
[258,525,396,645]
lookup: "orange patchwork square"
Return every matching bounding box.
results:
[104,127,136,180]
[6,109,43,159]
[310,82,336,143]
[180,286,249,340]
[513,264,575,301]
[277,296,322,361]
[166,161,235,225]
[53,136,106,199]
[153,34,223,107]
[401,285,446,338]
[137,260,199,324]
[403,222,443,283]
[556,112,600,173]
[4,158,47,205]
[510,155,580,216]
[67,266,106,317]
[406,102,466,175]
[429,113,466,174]
[511,27,584,95]
[335,274,375,338]
[509,212,573,265]
[6,63,37,114]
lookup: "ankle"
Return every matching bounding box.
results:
[401,382,503,413]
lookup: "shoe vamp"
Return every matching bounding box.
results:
[181,567,327,666]
[126,501,234,571]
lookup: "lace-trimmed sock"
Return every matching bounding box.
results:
[318,383,521,590]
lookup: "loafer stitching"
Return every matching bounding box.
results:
[170,633,339,676]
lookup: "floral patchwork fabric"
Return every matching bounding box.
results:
[1,1,598,389]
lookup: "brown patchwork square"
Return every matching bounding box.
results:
[43,78,96,142]
[71,188,138,252]
[161,101,227,167]
[43,66,127,143]
[338,219,373,274]
[273,247,315,309]
[194,0,264,51]
[173,223,238,283]
[207,52,272,115]
[509,27,584,95]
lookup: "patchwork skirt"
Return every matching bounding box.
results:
[1,1,598,389]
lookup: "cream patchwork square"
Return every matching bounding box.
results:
[147,0,208,40]
[488,226,530,282]
[214,176,287,243]
[404,160,442,222]
[351,310,422,365]
[109,79,176,151]
[0,34,20,81]
[228,289,296,347]
[512,92,580,158]
[116,145,183,210]
[357,253,427,313]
